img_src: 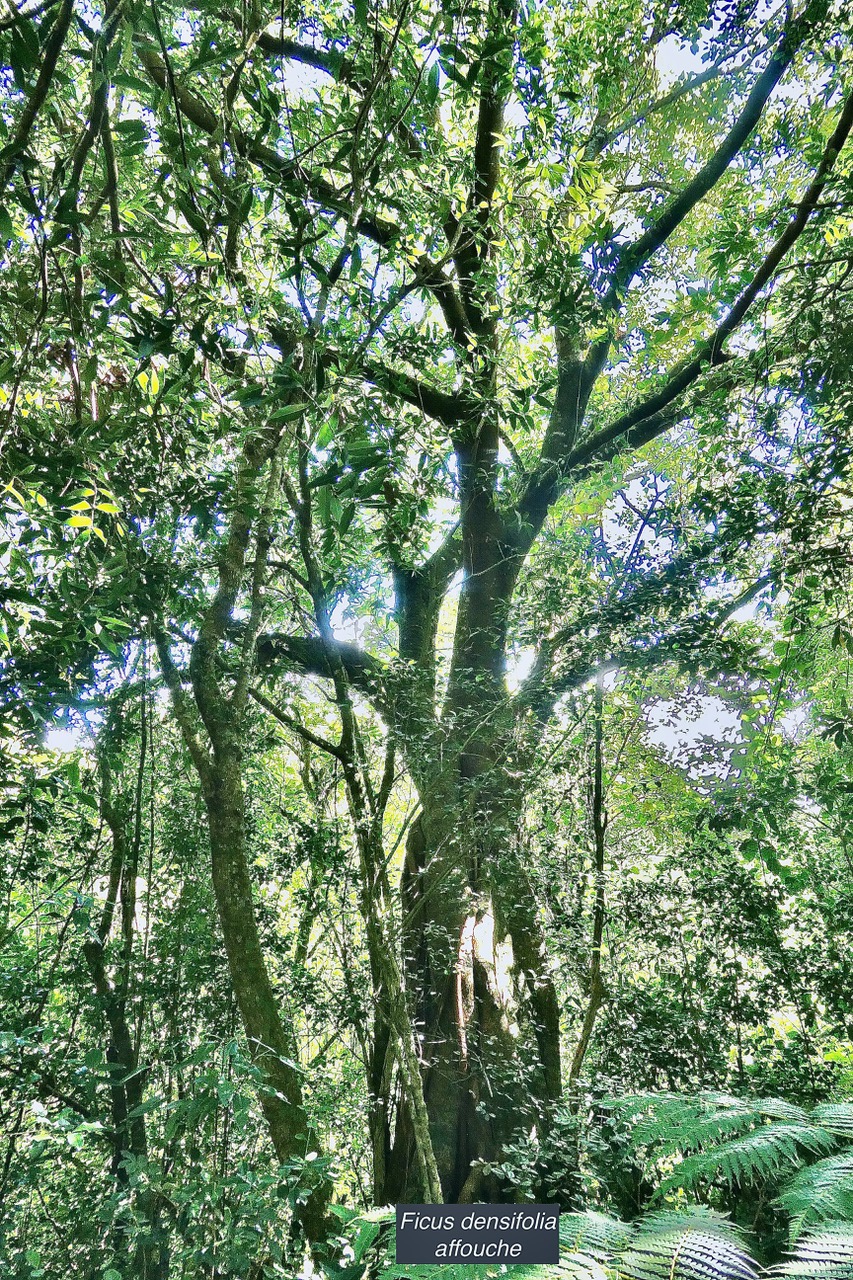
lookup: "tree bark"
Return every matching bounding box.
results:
[83,737,169,1279]
[156,435,332,1242]
[568,675,608,1092]
[390,755,562,1202]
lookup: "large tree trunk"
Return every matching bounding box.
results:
[388,759,562,1202]
[386,507,563,1200]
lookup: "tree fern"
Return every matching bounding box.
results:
[770,1224,853,1279]
[619,1223,758,1280]
[560,1210,635,1258]
[606,1091,852,1234]
[778,1156,853,1239]
[810,1110,853,1142]
[565,1209,757,1280]
[657,1125,837,1196]
[608,1093,813,1155]
[636,1209,750,1240]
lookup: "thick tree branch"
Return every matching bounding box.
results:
[586,42,763,160]
[137,42,470,347]
[0,0,61,31]
[570,1,828,409]
[253,29,346,78]
[137,44,395,242]
[153,632,213,789]
[0,0,73,190]
[520,564,774,723]
[599,0,828,312]
[325,348,470,427]
[453,0,516,337]
[393,526,462,681]
[520,79,853,525]
[567,672,607,1090]
[575,85,853,470]
[256,631,386,702]
[249,685,347,760]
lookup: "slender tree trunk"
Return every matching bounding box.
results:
[206,749,312,1147]
[156,434,332,1243]
[189,732,330,1241]
[569,675,608,1091]
[83,741,169,1279]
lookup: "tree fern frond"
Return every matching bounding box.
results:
[605,1093,704,1130]
[810,1108,853,1140]
[618,1229,759,1280]
[653,1111,762,1157]
[696,1093,762,1113]
[778,1154,853,1239]
[365,1209,760,1280]
[752,1100,813,1126]
[659,1125,836,1195]
[605,1092,686,1112]
[635,1209,746,1241]
[560,1210,634,1258]
[623,1098,721,1150]
[769,1224,853,1279]
[606,1093,812,1159]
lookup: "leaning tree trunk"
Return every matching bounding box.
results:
[156,433,333,1243]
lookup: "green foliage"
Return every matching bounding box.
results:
[2,0,853,1267]
[779,1159,853,1241]
[608,1094,853,1240]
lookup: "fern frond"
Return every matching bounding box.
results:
[605,1092,686,1113]
[697,1093,763,1113]
[604,1093,704,1135]
[606,1093,812,1160]
[633,1102,721,1150]
[778,1154,853,1239]
[753,1100,813,1126]
[810,1108,853,1141]
[560,1210,634,1258]
[770,1224,853,1279]
[381,1213,758,1280]
[653,1111,762,1157]
[618,1228,758,1280]
[659,1125,837,1195]
[635,1209,745,1241]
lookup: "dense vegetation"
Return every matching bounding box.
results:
[2,0,853,1274]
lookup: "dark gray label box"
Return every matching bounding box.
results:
[395,1203,560,1265]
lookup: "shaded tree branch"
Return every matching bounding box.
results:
[153,632,213,790]
[0,0,74,190]
[326,348,471,427]
[136,42,471,347]
[256,632,386,703]
[249,685,347,760]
